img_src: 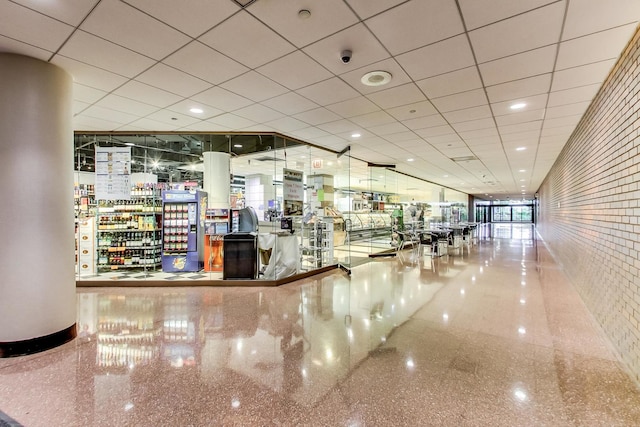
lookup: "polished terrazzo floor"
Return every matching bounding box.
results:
[2,224,640,426]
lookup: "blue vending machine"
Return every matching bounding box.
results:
[161,190,207,272]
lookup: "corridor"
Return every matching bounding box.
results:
[1,224,639,426]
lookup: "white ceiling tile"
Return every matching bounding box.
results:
[402,114,448,131]
[125,0,239,38]
[479,45,556,86]
[114,81,183,108]
[73,100,90,115]
[431,89,488,113]
[498,121,542,135]
[166,99,223,120]
[340,58,413,95]
[0,34,52,60]
[492,94,548,116]
[51,56,128,92]
[365,0,464,55]
[73,115,128,131]
[551,60,616,91]
[469,2,564,63]
[58,30,156,78]
[233,104,285,123]
[369,122,408,136]
[317,120,360,134]
[303,23,390,74]
[416,67,483,99]
[73,84,107,104]
[219,71,288,102]
[293,107,342,125]
[326,97,380,118]
[81,0,190,60]
[191,86,253,112]
[366,83,427,109]
[563,0,640,40]
[0,2,74,52]
[545,101,591,119]
[12,0,100,25]
[458,0,555,30]
[94,94,160,117]
[179,121,230,132]
[414,125,455,138]
[349,111,396,128]
[458,127,499,139]
[144,110,201,127]
[250,0,359,47]
[310,135,349,147]
[548,84,600,107]
[163,41,249,85]
[81,105,138,125]
[261,92,319,116]
[291,127,331,140]
[541,125,575,137]
[384,132,420,143]
[257,51,332,90]
[452,118,496,132]
[263,117,309,133]
[428,134,464,146]
[387,101,438,121]
[297,78,361,106]
[396,35,476,81]
[199,12,295,69]
[500,130,540,143]
[207,113,257,130]
[136,63,211,97]
[495,109,545,126]
[542,115,582,129]
[486,74,551,103]
[443,105,493,123]
[346,0,405,19]
[557,24,638,70]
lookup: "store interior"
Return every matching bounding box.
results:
[74,132,471,283]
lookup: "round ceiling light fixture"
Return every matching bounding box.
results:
[361,70,392,87]
[298,9,311,19]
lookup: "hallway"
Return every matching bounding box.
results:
[1,224,639,426]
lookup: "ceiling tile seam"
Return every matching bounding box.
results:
[44,0,101,63]
[454,0,509,191]
[464,0,563,32]
[341,0,411,22]
[528,0,571,192]
[560,21,640,44]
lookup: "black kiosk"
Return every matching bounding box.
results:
[223,207,259,279]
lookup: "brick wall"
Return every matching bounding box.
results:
[538,26,640,381]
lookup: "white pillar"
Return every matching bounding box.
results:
[0,53,75,355]
[203,152,230,209]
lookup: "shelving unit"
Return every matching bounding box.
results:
[300,218,334,270]
[96,190,162,270]
[342,212,392,242]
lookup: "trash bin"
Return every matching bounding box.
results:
[223,233,258,279]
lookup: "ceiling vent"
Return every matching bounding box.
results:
[450,156,478,162]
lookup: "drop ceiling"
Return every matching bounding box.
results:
[2,0,639,199]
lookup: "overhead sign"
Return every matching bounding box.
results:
[95,146,131,200]
[283,168,304,216]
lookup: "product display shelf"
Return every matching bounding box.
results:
[343,212,392,242]
[96,196,162,270]
[299,219,334,270]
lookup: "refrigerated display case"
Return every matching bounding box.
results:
[161,190,207,272]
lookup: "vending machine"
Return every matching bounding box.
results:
[161,190,207,272]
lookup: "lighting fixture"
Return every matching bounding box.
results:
[351,133,361,138]
[516,147,526,151]
[407,158,414,162]
[361,70,392,87]
[519,169,525,172]
[234,144,243,148]
[510,102,527,110]
[190,107,204,114]
[124,142,134,146]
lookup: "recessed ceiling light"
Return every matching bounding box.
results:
[519,169,526,172]
[234,144,242,148]
[520,179,525,181]
[443,175,448,177]
[407,158,414,162]
[516,147,526,151]
[351,133,361,138]
[510,103,527,110]
[124,142,134,146]
[361,70,392,87]
[190,108,204,114]
[521,185,525,187]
